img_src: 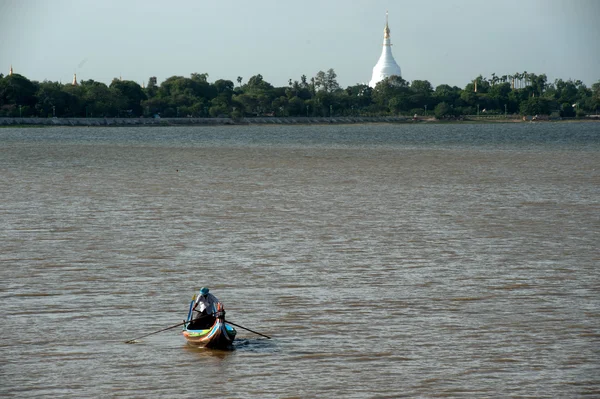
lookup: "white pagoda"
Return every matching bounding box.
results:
[369,12,402,88]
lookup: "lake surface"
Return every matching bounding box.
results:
[1,122,599,398]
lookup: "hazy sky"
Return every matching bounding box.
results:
[1,0,599,89]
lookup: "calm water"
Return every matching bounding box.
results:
[1,123,599,398]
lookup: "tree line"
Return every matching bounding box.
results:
[0,69,598,119]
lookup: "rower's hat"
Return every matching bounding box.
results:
[200,287,209,295]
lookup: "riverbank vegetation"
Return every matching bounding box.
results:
[1,70,598,119]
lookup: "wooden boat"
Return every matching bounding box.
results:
[183,302,236,349]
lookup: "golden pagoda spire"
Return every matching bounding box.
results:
[72,73,78,86]
[384,11,390,39]
[9,64,13,76]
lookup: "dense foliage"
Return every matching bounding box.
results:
[0,69,598,118]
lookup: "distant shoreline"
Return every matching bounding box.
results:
[1,116,598,128]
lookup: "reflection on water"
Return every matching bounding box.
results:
[183,344,235,359]
[1,123,599,398]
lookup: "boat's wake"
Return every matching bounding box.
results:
[234,338,276,353]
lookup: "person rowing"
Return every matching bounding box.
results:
[192,287,220,319]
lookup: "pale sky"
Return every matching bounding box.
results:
[1,0,599,89]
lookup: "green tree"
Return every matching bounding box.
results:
[146,76,158,98]
[300,74,308,89]
[434,102,456,119]
[191,73,208,82]
[245,74,273,92]
[433,84,461,107]
[35,80,67,117]
[287,96,305,116]
[560,102,576,117]
[0,73,38,115]
[507,89,529,114]
[81,80,121,117]
[314,69,340,93]
[1,69,597,120]
[487,82,511,106]
[213,79,234,105]
[471,75,490,93]
[459,90,477,108]
[239,74,276,115]
[272,96,289,116]
[409,79,434,110]
[61,83,86,117]
[590,80,600,114]
[233,93,259,116]
[208,94,230,117]
[520,97,552,115]
[529,73,547,96]
[372,76,410,113]
[110,79,147,116]
[214,79,234,95]
[345,84,372,114]
[553,79,578,105]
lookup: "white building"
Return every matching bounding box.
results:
[369,12,402,88]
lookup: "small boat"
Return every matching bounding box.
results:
[182,302,236,349]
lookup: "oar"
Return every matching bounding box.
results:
[124,321,186,344]
[225,319,271,339]
[124,312,216,344]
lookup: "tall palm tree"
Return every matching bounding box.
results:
[519,72,524,89]
[491,73,498,86]
[528,72,537,92]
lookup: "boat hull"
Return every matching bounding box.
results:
[183,318,236,349]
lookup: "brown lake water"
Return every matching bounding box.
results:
[1,123,599,398]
